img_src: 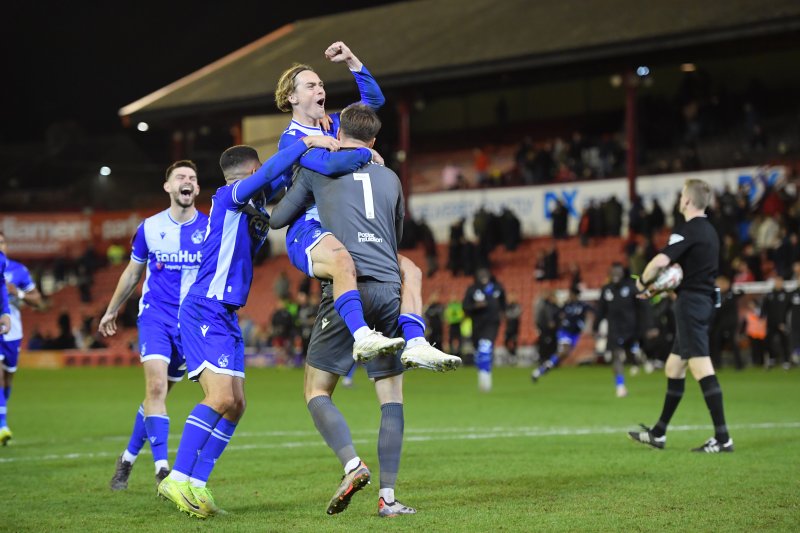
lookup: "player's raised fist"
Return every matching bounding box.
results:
[324,41,350,61]
[325,42,362,71]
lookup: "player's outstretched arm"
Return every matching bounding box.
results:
[299,146,373,177]
[98,259,146,337]
[325,41,385,109]
[234,136,339,205]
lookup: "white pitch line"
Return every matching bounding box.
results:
[1,421,797,464]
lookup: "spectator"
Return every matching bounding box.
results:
[447,218,466,276]
[269,299,294,347]
[423,292,445,349]
[762,276,790,369]
[534,290,559,364]
[106,241,126,266]
[710,276,744,370]
[543,244,559,280]
[648,198,666,234]
[473,147,490,187]
[444,293,465,356]
[441,161,462,190]
[578,206,592,247]
[417,218,438,277]
[295,291,318,359]
[603,195,623,237]
[52,311,77,349]
[273,271,291,301]
[504,292,522,357]
[550,199,569,240]
[501,208,521,251]
[745,298,767,367]
[76,263,92,303]
[27,328,47,350]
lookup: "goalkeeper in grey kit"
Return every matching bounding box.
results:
[629,179,734,453]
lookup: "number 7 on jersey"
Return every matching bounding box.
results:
[353,173,375,219]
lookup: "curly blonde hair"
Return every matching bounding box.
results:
[275,63,314,112]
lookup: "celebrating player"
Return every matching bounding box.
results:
[157,136,339,518]
[101,161,207,489]
[274,41,459,371]
[271,104,417,517]
[0,242,20,446]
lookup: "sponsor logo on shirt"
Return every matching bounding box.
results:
[321,317,329,330]
[153,250,203,270]
[358,232,383,243]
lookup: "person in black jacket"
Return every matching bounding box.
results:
[534,290,559,365]
[709,275,743,370]
[594,263,649,398]
[762,275,791,369]
[789,264,800,367]
[463,268,506,392]
[630,179,734,453]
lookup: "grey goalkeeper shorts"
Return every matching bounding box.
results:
[306,280,404,379]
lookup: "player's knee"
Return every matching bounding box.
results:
[145,377,169,400]
[205,391,236,415]
[229,397,246,420]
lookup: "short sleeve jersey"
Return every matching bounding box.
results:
[187,182,271,308]
[661,216,719,293]
[131,209,208,321]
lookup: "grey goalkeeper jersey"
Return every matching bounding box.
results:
[270,158,404,284]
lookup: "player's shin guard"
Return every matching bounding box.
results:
[308,395,357,466]
[476,339,494,391]
[699,375,730,443]
[334,290,369,337]
[378,403,404,491]
[653,378,684,437]
[398,313,426,344]
[191,418,237,485]
[144,414,170,465]
[172,404,222,478]
[125,404,148,458]
[475,339,494,372]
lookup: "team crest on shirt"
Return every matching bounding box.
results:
[218,354,229,368]
[604,289,614,301]
[191,229,205,244]
[621,286,630,297]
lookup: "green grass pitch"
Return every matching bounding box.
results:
[2,365,798,532]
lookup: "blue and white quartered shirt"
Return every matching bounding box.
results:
[131,209,209,320]
[188,139,311,308]
[1,258,36,342]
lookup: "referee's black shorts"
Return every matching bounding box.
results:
[672,290,714,359]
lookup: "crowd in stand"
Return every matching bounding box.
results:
[15,161,800,372]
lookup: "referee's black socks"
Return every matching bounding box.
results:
[653,378,685,438]
[699,375,730,443]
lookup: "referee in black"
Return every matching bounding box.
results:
[629,179,733,453]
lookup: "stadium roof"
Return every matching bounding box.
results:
[119,0,800,121]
